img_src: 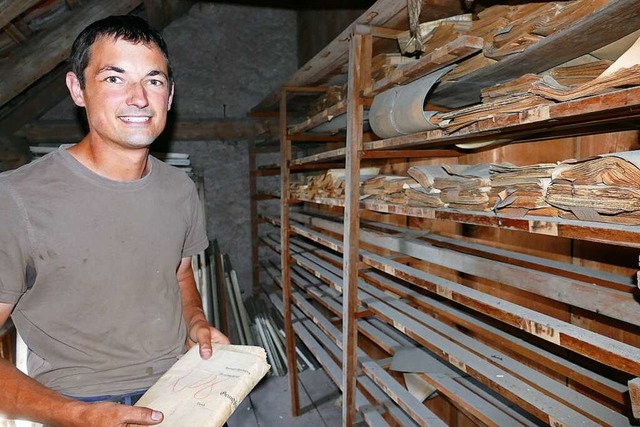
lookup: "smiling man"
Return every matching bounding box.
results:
[0,16,228,426]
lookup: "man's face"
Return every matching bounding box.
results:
[67,36,174,150]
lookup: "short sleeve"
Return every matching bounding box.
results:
[0,182,32,304]
[181,183,209,257]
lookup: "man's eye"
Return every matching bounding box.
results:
[105,76,120,83]
[148,79,164,86]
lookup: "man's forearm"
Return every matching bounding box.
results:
[0,358,84,425]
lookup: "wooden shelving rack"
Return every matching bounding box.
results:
[251,1,640,425]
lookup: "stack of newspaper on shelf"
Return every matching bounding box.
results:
[360,174,418,205]
[406,165,449,208]
[290,167,380,201]
[545,151,640,225]
[435,164,492,211]
[490,162,557,217]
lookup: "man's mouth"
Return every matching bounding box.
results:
[120,116,151,123]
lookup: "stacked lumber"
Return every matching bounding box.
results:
[274,213,637,427]
[546,151,640,224]
[396,14,473,55]
[371,53,417,81]
[491,162,557,217]
[306,85,346,117]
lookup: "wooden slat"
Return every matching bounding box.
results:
[142,0,196,30]
[361,269,628,405]
[290,148,461,166]
[291,247,605,426]
[288,100,347,135]
[284,239,551,426]
[364,35,483,97]
[0,0,143,108]
[290,194,640,249]
[286,221,640,378]
[430,0,640,107]
[252,0,407,113]
[248,141,259,293]
[342,31,368,427]
[0,0,41,30]
[292,212,639,326]
[359,279,626,426]
[629,378,640,420]
[361,361,448,427]
[363,86,640,153]
[279,88,299,416]
[270,293,391,425]
[293,244,628,418]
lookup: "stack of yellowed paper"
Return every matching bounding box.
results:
[491,162,557,217]
[134,344,270,427]
[545,151,640,224]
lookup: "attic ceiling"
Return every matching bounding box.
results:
[0,0,469,160]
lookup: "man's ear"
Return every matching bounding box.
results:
[167,82,175,111]
[65,72,85,107]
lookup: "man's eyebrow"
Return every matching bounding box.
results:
[97,65,125,74]
[148,70,168,79]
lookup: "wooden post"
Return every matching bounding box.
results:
[248,138,260,296]
[630,378,640,420]
[342,28,371,425]
[280,88,300,416]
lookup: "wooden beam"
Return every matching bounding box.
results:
[16,118,277,143]
[0,0,143,109]
[143,0,196,30]
[0,65,71,137]
[0,0,41,30]
[252,0,407,114]
[342,31,369,427]
[279,88,299,417]
[629,378,640,420]
[430,0,640,107]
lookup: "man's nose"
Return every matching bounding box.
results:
[126,82,149,108]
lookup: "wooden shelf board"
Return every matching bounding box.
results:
[285,86,640,165]
[292,196,640,249]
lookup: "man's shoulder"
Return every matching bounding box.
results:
[150,156,196,189]
[0,150,58,185]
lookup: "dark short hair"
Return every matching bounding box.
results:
[69,15,173,89]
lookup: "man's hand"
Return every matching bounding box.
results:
[177,256,230,360]
[66,401,163,427]
[186,319,230,359]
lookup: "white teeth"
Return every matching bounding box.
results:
[121,116,150,122]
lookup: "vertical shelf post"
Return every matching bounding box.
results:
[280,88,300,416]
[248,138,260,296]
[342,28,371,425]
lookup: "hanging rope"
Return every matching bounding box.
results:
[407,0,424,55]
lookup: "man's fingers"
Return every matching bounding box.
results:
[122,406,164,425]
[211,327,230,345]
[196,326,213,359]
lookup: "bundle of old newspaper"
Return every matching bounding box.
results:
[134,344,270,427]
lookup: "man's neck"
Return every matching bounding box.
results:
[67,138,151,182]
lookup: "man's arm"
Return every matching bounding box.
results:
[176,257,229,359]
[0,303,164,427]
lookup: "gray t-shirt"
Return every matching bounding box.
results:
[0,145,209,397]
